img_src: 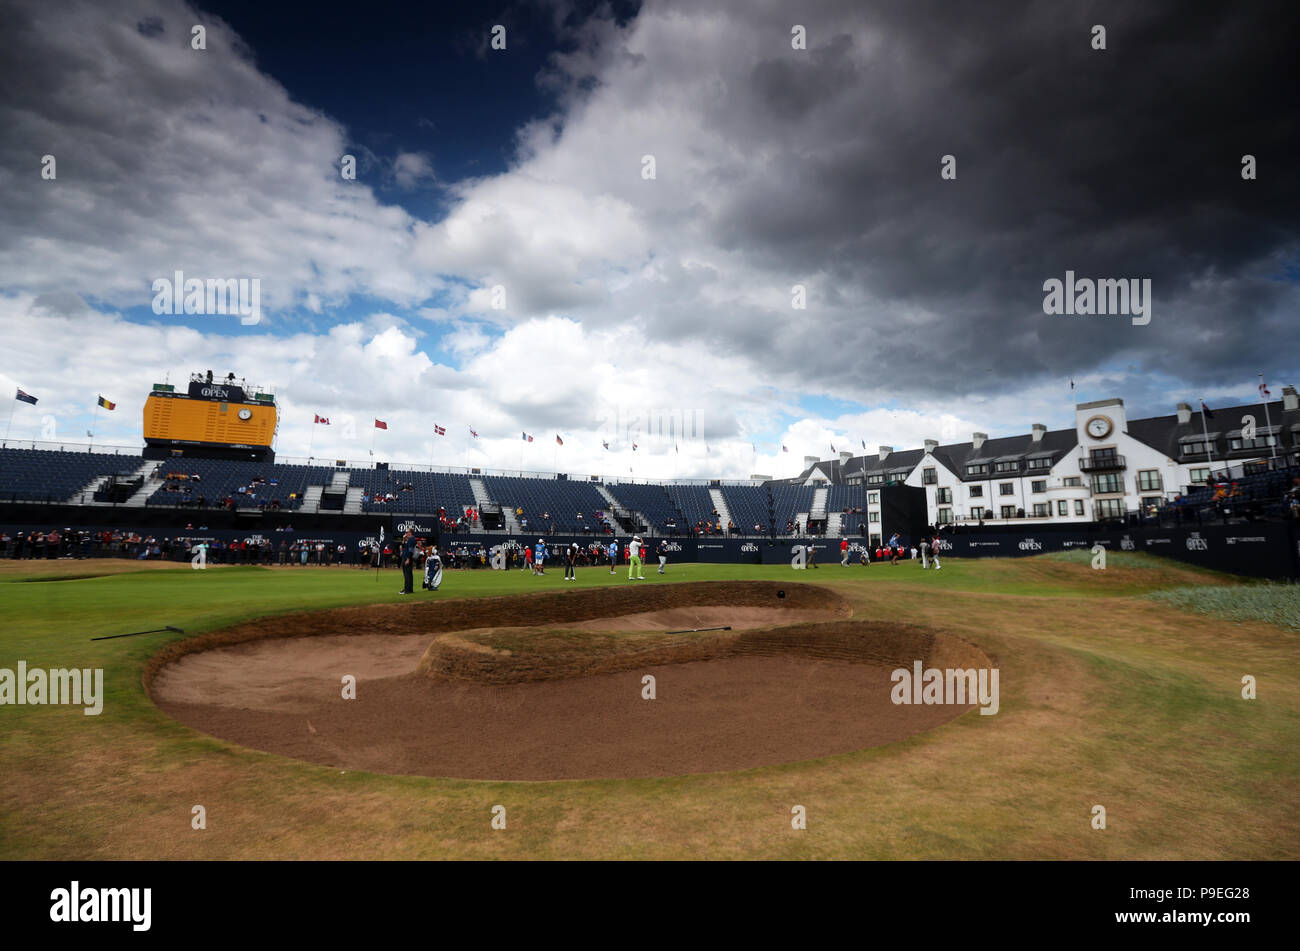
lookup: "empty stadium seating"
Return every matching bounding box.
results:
[721,484,771,534]
[144,458,333,509]
[770,485,816,531]
[480,476,611,533]
[350,468,476,515]
[0,448,143,503]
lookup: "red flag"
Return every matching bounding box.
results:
[555,435,564,446]
[374,419,388,430]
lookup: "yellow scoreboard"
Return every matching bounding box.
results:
[143,382,277,450]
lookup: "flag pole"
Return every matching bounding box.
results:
[4,394,15,445]
[89,400,98,450]
[1200,397,1216,480]
[1259,373,1278,465]
[307,417,315,462]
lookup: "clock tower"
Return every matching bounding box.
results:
[1075,398,1127,446]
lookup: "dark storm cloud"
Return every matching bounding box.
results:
[636,0,1299,399]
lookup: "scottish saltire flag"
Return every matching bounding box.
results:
[15,389,37,405]
[97,395,116,410]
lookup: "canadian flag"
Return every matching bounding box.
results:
[314,414,330,425]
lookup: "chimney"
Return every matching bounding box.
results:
[924,439,938,452]
[1031,423,1046,442]
[839,451,853,465]
[803,455,819,470]
[1284,386,1299,412]
[1176,402,1192,424]
[972,432,987,450]
[878,445,892,462]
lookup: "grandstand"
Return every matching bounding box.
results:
[721,484,771,534]
[3,375,1298,541]
[0,447,145,504]
[479,475,611,534]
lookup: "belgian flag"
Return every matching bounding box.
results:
[97,395,116,411]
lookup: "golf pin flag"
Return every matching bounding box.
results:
[15,388,38,405]
[97,395,116,410]
[374,419,388,430]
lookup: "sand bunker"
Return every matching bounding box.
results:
[148,581,991,780]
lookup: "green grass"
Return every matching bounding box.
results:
[1,553,1297,860]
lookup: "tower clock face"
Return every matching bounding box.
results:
[1086,415,1112,439]
[238,408,253,420]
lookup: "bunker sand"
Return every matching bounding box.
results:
[149,581,990,780]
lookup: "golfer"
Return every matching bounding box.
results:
[628,535,646,580]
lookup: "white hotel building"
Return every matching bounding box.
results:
[794,387,1300,535]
